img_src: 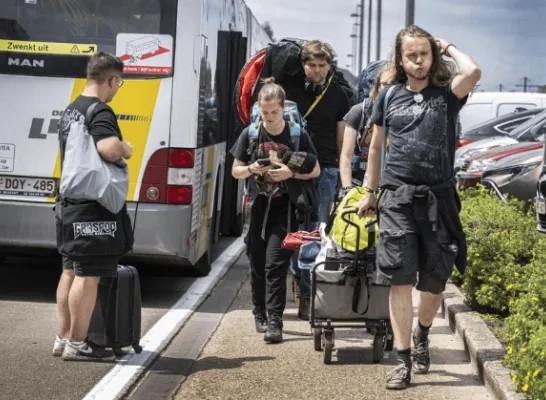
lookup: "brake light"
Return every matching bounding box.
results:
[167,186,193,204]
[169,149,194,167]
[139,148,196,204]
[456,139,473,149]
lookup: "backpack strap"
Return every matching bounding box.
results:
[59,102,100,172]
[379,85,398,184]
[303,73,334,119]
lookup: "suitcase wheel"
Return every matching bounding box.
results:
[133,344,143,354]
[113,346,124,357]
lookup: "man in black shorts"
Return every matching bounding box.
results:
[357,25,481,389]
[53,52,133,360]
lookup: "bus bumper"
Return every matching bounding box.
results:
[0,201,194,266]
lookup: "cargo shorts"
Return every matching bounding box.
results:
[62,256,118,278]
[376,189,458,295]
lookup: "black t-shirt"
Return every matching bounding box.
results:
[371,82,467,186]
[60,95,122,163]
[230,122,316,194]
[282,75,350,168]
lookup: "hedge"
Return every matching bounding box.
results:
[455,186,546,398]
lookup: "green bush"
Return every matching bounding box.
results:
[457,186,539,316]
[456,186,546,398]
[504,250,546,397]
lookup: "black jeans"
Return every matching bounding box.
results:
[247,194,296,319]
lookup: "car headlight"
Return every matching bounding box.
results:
[467,158,496,172]
[454,148,491,168]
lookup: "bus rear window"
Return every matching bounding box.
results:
[0,0,176,78]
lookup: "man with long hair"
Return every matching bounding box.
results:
[357,25,481,389]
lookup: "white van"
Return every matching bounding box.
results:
[460,92,546,131]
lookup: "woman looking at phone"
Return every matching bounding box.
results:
[230,77,320,343]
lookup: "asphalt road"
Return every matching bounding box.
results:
[0,238,236,400]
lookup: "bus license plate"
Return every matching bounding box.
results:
[0,175,56,198]
[537,199,546,215]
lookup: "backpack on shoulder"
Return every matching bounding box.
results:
[234,37,355,126]
[56,103,134,260]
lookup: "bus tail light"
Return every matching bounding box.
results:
[139,148,195,204]
[166,186,193,204]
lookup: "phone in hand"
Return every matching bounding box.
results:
[257,158,271,166]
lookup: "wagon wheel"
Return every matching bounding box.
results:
[323,329,334,364]
[372,333,385,364]
[313,328,322,351]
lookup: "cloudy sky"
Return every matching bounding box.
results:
[244,0,546,92]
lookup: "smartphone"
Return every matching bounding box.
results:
[257,158,271,166]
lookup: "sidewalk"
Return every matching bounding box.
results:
[174,268,492,400]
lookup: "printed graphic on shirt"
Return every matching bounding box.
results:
[254,141,291,193]
[380,86,458,185]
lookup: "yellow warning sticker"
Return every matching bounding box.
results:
[0,40,96,56]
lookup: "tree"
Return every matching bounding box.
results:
[262,21,275,41]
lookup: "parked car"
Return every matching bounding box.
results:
[456,142,543,189]
[457,108,543,149]
[455,108,546,172]
[481,147,543,203]
[459,91,546,131]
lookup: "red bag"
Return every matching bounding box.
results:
[281,230,321,251]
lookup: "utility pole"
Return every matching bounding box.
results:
[516,77,545,93]
[358,0,364,73]
[366,0,372,64]
[499,84,503,92]
[405,0,415,26]
[376,0,382,60]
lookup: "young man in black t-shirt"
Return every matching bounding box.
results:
[358,25,481,389]
[54,52,133,360]
[282,40,351,318]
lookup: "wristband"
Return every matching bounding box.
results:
[444,44,456,57]
[247,165,253,174]
[365,187,378,195]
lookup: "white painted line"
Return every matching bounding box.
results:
[82,237,246,400]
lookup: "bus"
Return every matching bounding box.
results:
[0,0,271,275]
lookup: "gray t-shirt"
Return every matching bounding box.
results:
[371,82,467,186]
[343,102,364,131]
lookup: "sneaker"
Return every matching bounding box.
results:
[62,339,114,361]
[254,313,268,333]
[412,335,431,374]
[52,335,67,357]
[264,318,283,343]
[386,362,411,390]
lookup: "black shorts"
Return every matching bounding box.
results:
[376,189,458,294]
[62,256,118,277]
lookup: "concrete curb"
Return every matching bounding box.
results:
[442,284,526,400]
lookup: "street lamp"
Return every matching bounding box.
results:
[350,1,364,73]
[405,0,415,26]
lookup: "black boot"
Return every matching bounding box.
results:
[297,293,310,321]
[254,312,268,333]
[253,307,268,333]
[264,316,283,343]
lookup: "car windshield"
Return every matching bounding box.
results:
[508,110,546,139]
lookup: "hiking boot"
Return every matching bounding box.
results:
[412,335,431,374]
[297,293,310,321]
[254,313,268,333]
[386,362,411,390]
[62,339,114,361]
[52,335,67,357]
[264,318,283,343]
